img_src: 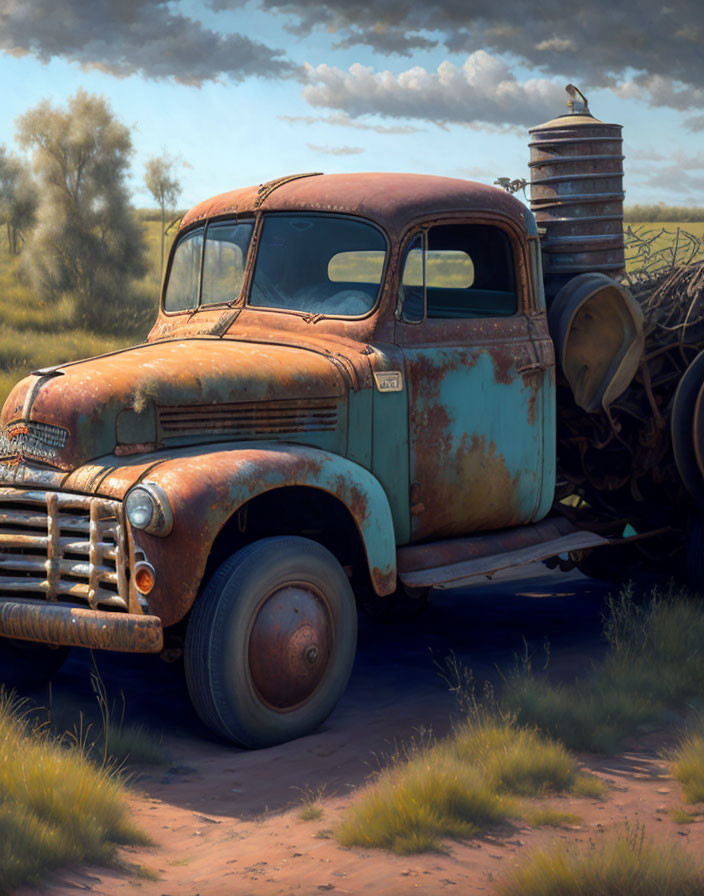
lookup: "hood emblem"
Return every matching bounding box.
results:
[0,420,69,464]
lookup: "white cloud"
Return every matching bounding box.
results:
[302,51,564,128]
[306,143,364,155]
[279,113,421,134]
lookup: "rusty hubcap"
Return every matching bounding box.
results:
[248,585,333,710]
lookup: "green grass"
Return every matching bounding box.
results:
[102,722,167,767]
[570,774,608,799]
[338,748,510,854]
[298,804,324,821]
[0,216,173,407]
[624,205,704,222]
[503,583,704,753]
[340,583,702,855]
[449,719,575,796]
[496,821,704,896]
[338,718,603,854]
[0,691,148,895]
[672,726,704,804]
[670,808,697,824]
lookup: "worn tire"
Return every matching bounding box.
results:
[184,536,357,748]
[0,637,69,689]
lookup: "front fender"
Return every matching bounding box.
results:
[130,442,397,626]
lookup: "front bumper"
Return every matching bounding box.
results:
[0,599,163,653]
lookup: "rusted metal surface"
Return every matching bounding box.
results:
[1,340,352,472]
[397,515,579,575]
[398,312,555,540]
[180,173,527,239]
[400,530,609,589]
[248,584,332,709]
[0,487,130,611]
[529,96,625,302]
[0,599,163,653]
[120,443,397,627]
[0,170,582,655]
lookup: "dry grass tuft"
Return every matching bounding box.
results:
[671,725,704,804]
[496,820,704,896]
[504,583,704,752]
[0,690,147,894]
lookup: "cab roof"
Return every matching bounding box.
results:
[179,172,529,236]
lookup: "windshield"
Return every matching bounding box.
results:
[164,220,253,312]
[249,214,387,317]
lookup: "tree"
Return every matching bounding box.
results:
[16,90,147,333]
[0,146,37,255]
[144,153,182,277]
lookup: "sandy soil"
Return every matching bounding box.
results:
[14,568,704,895]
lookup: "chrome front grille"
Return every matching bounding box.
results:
[0,488,129,611]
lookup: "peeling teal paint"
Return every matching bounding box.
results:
[403,345,550,539]
[347,388,373,469]
[371,347,411,546]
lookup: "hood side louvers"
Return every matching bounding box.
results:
[157,398,339,439]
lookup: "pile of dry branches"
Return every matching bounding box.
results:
[625,226,704,352]
[556,228,704,536]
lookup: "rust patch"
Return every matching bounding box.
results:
[0,600,163,653]
[412,432,522,541]
[371,566,396,596]
[115,443,157,457]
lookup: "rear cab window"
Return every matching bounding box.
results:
[398,223,518,321]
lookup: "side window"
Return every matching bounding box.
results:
[398,223,517,321]
[201,221,253,306]
[163,220,253,312]
[164,227,204,312]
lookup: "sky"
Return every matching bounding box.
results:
[0,0,703,210]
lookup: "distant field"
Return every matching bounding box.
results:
[0,218,702,407]
[0,218,172,406]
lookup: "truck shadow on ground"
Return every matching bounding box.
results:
[26,568,613,819]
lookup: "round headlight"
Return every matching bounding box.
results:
[125,483,173,536]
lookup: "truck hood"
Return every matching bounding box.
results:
[0,339,349,471]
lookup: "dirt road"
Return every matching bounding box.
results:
[16,567,703,895]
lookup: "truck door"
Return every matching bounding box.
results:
[395,220,555,542]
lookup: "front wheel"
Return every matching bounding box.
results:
[185,537,358,748]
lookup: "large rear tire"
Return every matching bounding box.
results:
[0,637,69,690]
[185,536,357,748]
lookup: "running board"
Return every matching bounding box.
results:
[398,530,609,589]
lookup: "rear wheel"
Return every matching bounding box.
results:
[185,536,357,748]
[0,638,69,690]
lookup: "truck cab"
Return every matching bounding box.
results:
[0,172,625,746]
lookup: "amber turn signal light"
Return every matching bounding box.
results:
[134,562,156,595]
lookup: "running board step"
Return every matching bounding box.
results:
[399,531,609,589]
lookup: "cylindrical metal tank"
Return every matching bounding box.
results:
[529,88,625,302]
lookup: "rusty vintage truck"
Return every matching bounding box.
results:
[0,95,694,747]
